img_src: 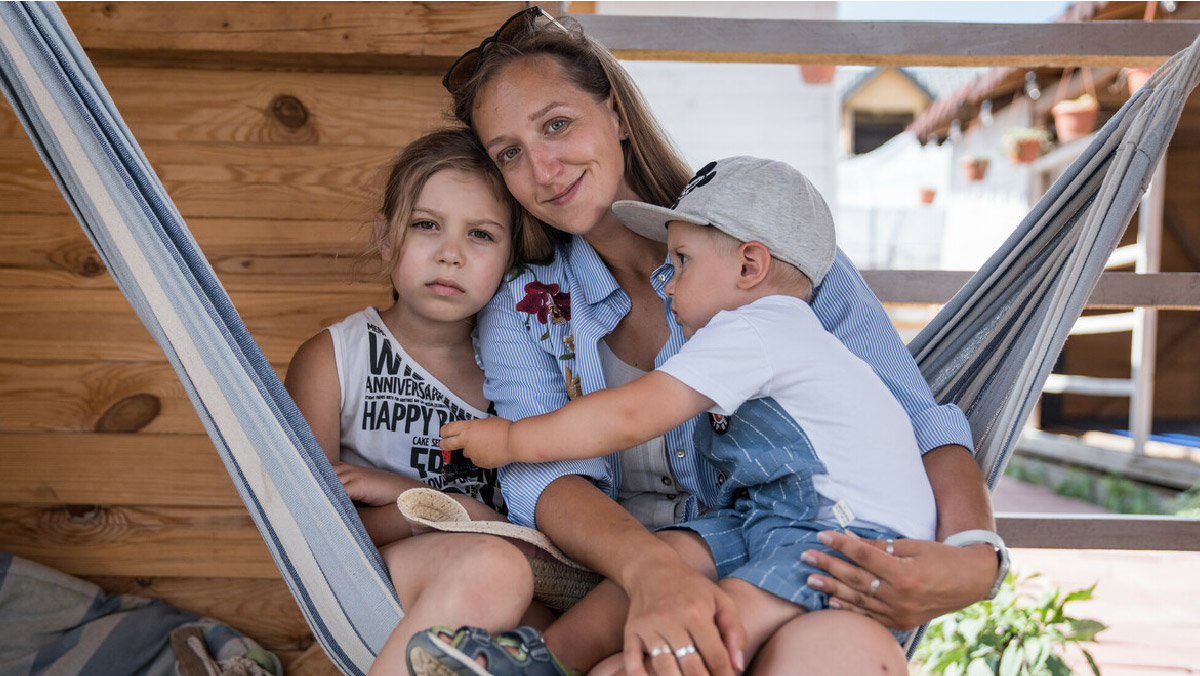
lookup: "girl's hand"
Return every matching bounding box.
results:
[440,417,514,468]
[802,531,997,630]
[334,462,415,506]
[621,557,746,676]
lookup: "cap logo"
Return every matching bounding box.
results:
[671,161,718,209]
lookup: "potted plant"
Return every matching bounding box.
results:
[919,187,937,204]
[1002,127,1051,164]
[962,155,991,182]
[1051,93,1099,143]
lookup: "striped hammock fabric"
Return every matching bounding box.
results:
[1,2,1197,672]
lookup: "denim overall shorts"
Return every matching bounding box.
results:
[675,396,901,612]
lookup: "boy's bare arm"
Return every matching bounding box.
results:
[441,371,713,468]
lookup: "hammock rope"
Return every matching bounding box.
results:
[2,2,1197,673]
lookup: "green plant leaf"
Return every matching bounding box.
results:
[998,642,1022,676]
[1083,649,1102,676]
[1063,583,1097,604]
[1066,619,1108,642]
[966,657,993,676]
[1045,655,1071,676]
[959,617,985,645]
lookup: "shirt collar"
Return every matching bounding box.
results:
[567,235,622,307]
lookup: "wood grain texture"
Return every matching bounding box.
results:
[0,504,278,578]
[59,2,537,72]
[0,361,282,434]
[0,433,241,507]
[0,67,448,147]
[0,288,389,363]
[0,213,387,291]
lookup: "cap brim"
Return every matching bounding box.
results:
[612,200,707,243]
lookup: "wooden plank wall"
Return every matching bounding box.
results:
[0,3,533,673]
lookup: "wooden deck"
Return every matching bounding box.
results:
[982,478,1200,676]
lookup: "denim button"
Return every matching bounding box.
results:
[675,448,686,458]
[716,472,726,485]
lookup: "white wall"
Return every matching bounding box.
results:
[592,2,840,205]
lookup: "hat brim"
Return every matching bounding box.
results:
[397,488,601,610]
[612,200,708,243]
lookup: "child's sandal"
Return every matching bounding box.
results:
[406,625,576,676]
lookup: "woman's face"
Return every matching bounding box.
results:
[472,55,636,237]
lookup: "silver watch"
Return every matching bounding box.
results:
[943,529,1010,601]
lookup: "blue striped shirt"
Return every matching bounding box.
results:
[479,235,973,529]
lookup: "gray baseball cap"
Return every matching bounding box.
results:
[613,156,836,286]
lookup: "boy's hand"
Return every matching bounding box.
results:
[439,417,515,468]
[333,462,413,506]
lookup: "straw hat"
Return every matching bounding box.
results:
[397,488,600,610]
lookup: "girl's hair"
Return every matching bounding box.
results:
[369,126,553,283]
[447,16,693,211]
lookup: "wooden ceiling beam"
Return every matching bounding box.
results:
[574,15,1200,68]
[58,2,547,72]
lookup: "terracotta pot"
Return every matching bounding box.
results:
[1009,138,1044,164]
[919,188,936,204]
[1126,67,1155,94]
[963,158,990,182]
[800,65,836,84]
[1052,100,1098,143]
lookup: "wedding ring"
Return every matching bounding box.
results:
[649,646,671,657]
[867,576,881,596]
[674,644,698,659]
[885,539,895,556]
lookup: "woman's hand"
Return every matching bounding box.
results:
[620,553,746,676]
[802,530,997,630]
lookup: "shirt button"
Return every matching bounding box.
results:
[661,476,673,486]
[656,273,667,283]
[717,472,726,486]
[675,448,686,458]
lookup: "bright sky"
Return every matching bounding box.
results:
[837,1,1073,23]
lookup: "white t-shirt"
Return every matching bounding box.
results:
[326,308,504,512]
[657,295,935,540]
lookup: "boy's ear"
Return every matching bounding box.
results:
[737,241,772,289]
[374,212,393,262]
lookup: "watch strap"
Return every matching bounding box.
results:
[944,529,1010,600]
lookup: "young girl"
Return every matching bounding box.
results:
[283,127,554,675]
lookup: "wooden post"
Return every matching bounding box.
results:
[1130,159,1165,456]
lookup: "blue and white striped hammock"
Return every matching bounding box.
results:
[2,3,1197,673]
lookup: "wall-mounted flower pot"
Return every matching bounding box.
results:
[1126,67,1155,94]
[1051,95,1098,143]
[919,188,937,204]
[800,65,836,84]
[1009,139,1044,164]
[962,157,990,182]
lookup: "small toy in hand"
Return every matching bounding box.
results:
[440,448,476,483]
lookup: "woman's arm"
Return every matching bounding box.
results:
[805,250,998,627]
[477,277,616,528]
[537,476,746,676]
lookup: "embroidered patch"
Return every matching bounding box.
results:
[516,281,570,327]
[709,412,729,435]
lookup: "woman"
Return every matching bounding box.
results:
[437,8,1002,675]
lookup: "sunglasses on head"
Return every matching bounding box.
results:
[442,6,565,94]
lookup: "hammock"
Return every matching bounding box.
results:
[1,2,1197,673]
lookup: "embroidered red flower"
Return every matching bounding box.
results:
[516,281,571,325]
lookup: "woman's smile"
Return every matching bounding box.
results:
[545,174,583,206]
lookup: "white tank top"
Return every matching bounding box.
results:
[326,308,504,512]
[598,340,689,530]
